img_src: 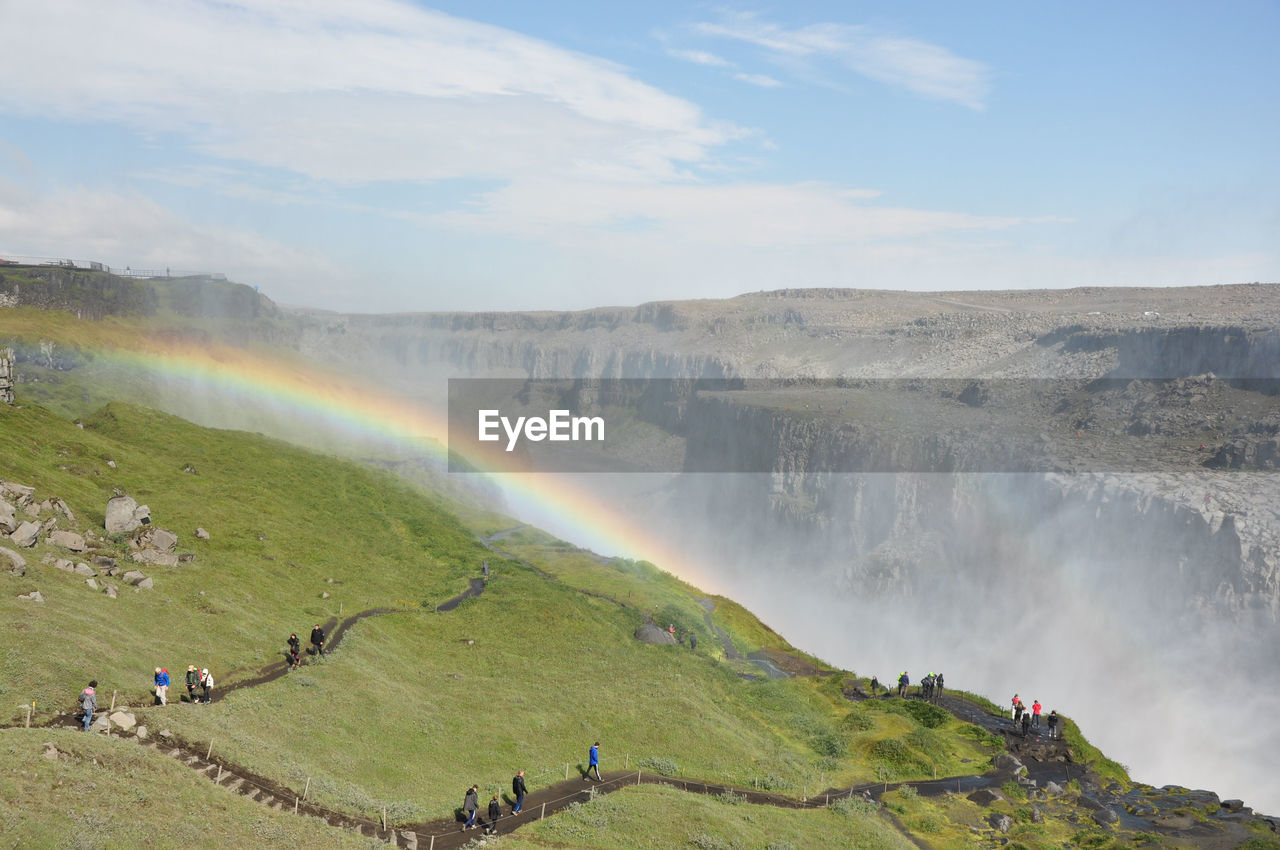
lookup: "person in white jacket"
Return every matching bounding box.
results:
[200,668,214,704]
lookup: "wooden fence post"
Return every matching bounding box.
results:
[110,690,117,711]
[25,703,32,728]
[207,740,214,760]
[304,777,311,801]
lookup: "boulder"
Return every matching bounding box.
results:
[54,559,75,573]
[135,725,148,741]
[18,590,44,602]
[194,527,210,540]
[1077,795,1106,811]
[634,623,677,645]
[1030,805,1044,823]
[0,499,16,533]
[1091,808,1119,826]
[121,570,148,586]
[52,499,75,522]
[0,546,26,575]
[91,555,117,569]
[987,813,1012,834]
[73,562,96,577]
[103,583,118,599]
[10,520,40,547]
[48,530,87,552]
[108,711,136,732]
[1044,781,1064,796]
[90,715,111,733]
[150,528,178,552]
[1222,799,1246,813]
[130,550,179,567]
[137,576,154,590]
[992,754,1024,773]
[2,481,34,504]
[967,788,1004,806]
[105,495,150,534]
[85,578,99,591]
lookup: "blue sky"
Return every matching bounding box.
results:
[1,0,1276,312]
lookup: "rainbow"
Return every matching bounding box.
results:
[75,337,720,591]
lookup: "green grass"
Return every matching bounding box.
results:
[0,727,381,849]
[499,783,915,849]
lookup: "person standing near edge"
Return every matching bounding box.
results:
[586,741,601,781]
[311,624,326,656]
[512,770,527,814]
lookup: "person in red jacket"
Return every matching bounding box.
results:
[1032,700,1042,727]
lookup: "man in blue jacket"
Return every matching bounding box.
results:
[586,741,601,781]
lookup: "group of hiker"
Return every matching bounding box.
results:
[867,671,944,701]
[286,625,327,669]
[149,666,214,707]
[459,743,600,834]
[1010,693,1059,739]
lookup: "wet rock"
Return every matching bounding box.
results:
[967,788,1004,806]
[48,530,86,552]
[10,520,40,547]
[18,590,44,602]
[0,546,25,575]
[195,527,210,540]
[992,754,1024,773]
[987,813,1012,833]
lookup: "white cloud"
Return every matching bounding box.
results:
[0,179,346,293]
[667,48,734,68]
[734,73,783,89]
[0,0,744,183]
[695,11,990,109]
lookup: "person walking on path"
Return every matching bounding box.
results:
[310,624,326,656]
[462,785,479,830]
[1020,711,1031,737]
[200,668,214,704]
[1011,694,1020,721]
[79,681,98,731]
[897,671,909,698]
[512,770,528,814]
[287,633,302,667]
[586,741,602,781]
[185,665,199,702]
[689,633,697,651]
[869,675,880,698]
[1032,699,1042,727]
[154,667,169,706]
[1047,710,1060,740]
[485,794,501,834]
[1014,700,1024,727]
[935,672,944,698]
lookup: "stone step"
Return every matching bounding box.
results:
[403,830,418,849]
[222,777,243,792]
[167,748,182,758]
[183,755,201,766]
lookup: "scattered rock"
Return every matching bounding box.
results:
[1044,781,1064,796]
[48,530,87,551]
[0,499,16,534]
[103,583,118,599]
[90,715,110,733]
[73,562,96,577]
[177,553,195,563]
[135,725,148,741]
[194,527,210,540]
[121,570,149,586]
[52,498,75,522]
[107,460,116,469]
[54,559,75,573]
[42,744,61,761]
[1222,799,1245,813]
[1091,808,1119,826]
[91,555,117,569]
[1,481,34,505]
[1030,805,1044,824]
[18,590,44,602]
[137,576,154,590]
[320,591,330,599]
[158,729,172,740]
[987,813,1012,833]
[967,788,1004,806]
[10,520,40,548]
[85,578,99,591]
[1077,795,1106,811]
[0,546,26,575]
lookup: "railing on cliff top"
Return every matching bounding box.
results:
[0,253,224,280]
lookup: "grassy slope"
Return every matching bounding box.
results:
[0,728,381,849]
